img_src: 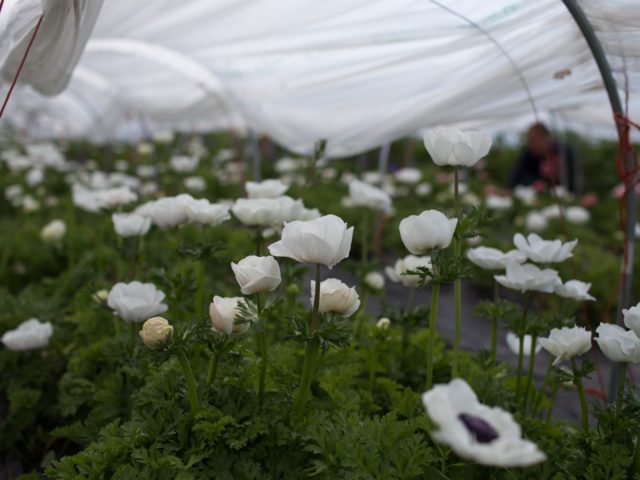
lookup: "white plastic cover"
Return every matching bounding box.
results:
[0,0,638,154]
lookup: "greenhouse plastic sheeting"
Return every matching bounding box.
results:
[0,0,638,155]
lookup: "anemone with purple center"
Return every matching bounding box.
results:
[421,379,546,467]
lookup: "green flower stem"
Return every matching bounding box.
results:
[616,362,628,414]
[452,167,462,378]
[546,385,559,422]
[130,322,138,349]
[195,260,205,320]
[206,350,221,387]
[353,291,369,341]
[426,282,441,389]
[491,281,500,364]
[406,287,416,313]
[571,359,589,432]
[490,317,498,365]
[532,356,554,416]
[522,334,538,410]
[255,228,262,256]
[293,264,322,415]
[177,350,200,413]
[368,342,377,393]
[255,292,267,404]
[515,294,531,401]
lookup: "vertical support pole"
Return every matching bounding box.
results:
[377,142,390,178]
[249,129,262,182]
[562,0,636,401]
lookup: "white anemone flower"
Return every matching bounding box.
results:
[421,379,546,467]
[538,326,592,365]
[466,247,526,270]
[494,262,560,293]
[513,233,577,263]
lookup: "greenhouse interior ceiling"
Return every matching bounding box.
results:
[2,1,640,479]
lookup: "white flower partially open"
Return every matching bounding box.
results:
[268,214,353,269]
[348,179,392,213]
[385,255,431,288]
[595,324,640,363]
[538,326,592,365]
[494,262,560,293]
[424,128,492,167]
[209,296,250,335]
[466,247,526,270]
[399,209,457,254]
[107,281,168,323]
[231,255,281,295]
[554,280,595,301]
[112,213,151,237]
[246,179,289,199]
[623,302,640,338]
[513,233,577,263]
[310,278,360,318]
[421,379,545,467]
[506,332,542,357]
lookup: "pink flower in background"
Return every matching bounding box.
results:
[580,193,598,208]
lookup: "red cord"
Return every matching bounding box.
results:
[0,15,44,120]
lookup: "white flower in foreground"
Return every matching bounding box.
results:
[268,214,353,269]
[107,282,168,323]
[399,209,457,254]
[386,255,432,288]
[181,198,231,226]
[246,179,289,198]
[139,317,173,349]
[231,255,281,295]
[485,195,513,211]
[364,271,385,290]
[554,280,595,301]
[513,233,577,263]
[466,247,526,270]
[421,379,545,467]
[394,167,423,185]
[209,296,250,335]
[41,219,66,243]
[424,128,492,167]
[348,179,392,213]
[565,206,590,225]
[112,213,151,238]
[623,303,640,338]
[506,332,542,357]
[525,211,548,232]
[494,262,560,293]
[595,324,640,363]
[538,326,592,365]
[310,278,360,317]
[1,319,53,351]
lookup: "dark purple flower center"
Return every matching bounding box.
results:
[458,413,499,444]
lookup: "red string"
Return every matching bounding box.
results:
[0,15,44,120]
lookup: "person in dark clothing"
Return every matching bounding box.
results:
[508,122,575,192]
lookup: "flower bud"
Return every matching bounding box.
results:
[41,219,66,243]
[399,210,457,254]
[364,271,385,291]
[376,317,391,330]
[139,316,173,349]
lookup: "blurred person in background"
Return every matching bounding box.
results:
[508,122,575,192]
